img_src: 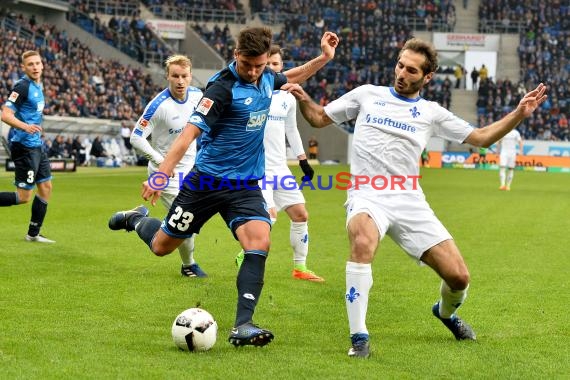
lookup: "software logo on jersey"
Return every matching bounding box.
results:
[8,91,19,102]
[197,98,214,115]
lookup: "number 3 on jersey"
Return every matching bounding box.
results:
[168,206,194,232]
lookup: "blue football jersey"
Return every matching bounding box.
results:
[188,62,287,180]
[4,76,45,148]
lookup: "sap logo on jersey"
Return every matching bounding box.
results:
[246,110,269,131]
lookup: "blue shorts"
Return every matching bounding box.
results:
[11,142,52,189]
[161,171,271,239]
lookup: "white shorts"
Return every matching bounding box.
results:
[345,192,453,261]
[159,191,176,210]
[500,152,517,168]
[260,169,305,211]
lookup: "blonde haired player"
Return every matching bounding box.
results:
[498,128,523,191]
[130,54,206,277]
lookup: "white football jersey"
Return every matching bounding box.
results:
[499,129,522,154]
[131,86,203,174]
[264,90,305,172]
[325,85,474,194]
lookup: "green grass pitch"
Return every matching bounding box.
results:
[1,165,569,379]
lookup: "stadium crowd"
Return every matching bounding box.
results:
[191,1,455,131]
[2,1,569,140]
[67,0,173,65]
[476,0,569,140]
[0,9,161,121]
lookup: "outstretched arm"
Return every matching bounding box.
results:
[283,32,339,84]
[465,83,547,147]
[282,83,333,128]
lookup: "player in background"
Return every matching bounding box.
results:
[0,50,54,243]
[284,37,547,358]
[420,148,430,168]
[109,27,339,347]
[130,54,207,278]
[236,45,324,282]
[498,128,523,191]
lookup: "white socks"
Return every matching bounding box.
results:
[506,169,514,186]
[438,281,468,318]
[346,261,373,336]
[178,236,196,266]
[290,221,309,266]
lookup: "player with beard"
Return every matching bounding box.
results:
[284,37,547,358]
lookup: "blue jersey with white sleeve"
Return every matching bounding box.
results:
[188,61,287,180]
[4,76,45,148]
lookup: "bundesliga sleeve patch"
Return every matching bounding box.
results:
[138,118,149,128]
[8,91,19,102]
[196,98,214,115]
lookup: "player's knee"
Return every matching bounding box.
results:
[291,209,308,222]
[287,204,308,222]
[257,235,271,251]
[36,184,52,202]
[243,235,271,252]
[151,246,174,257]
[150,239,177,256]
[350,234,376,262]
[17,191,33,204]
[448,269,470,290]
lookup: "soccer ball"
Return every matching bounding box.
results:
[172,308,218,352]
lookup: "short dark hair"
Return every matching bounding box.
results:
[236,27,273,57]
[399,38,438,75]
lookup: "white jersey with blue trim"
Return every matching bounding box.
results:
[324,85,474,194]
[131,86,203,174]
[264,90,305,172]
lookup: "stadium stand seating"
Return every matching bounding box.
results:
[477,0,569,140]
[1,0,568,144]
[142,0,246,23]
[189,1,456,132]
[67,0,173,65]
[0,10,161,121]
